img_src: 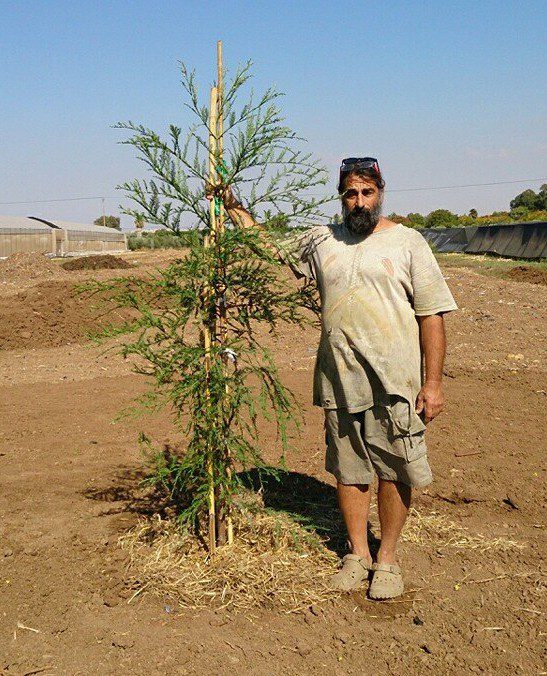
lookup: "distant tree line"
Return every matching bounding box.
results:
[386,184,547,230]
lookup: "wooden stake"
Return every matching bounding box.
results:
[217,40,224,167]
[205,85,219,554]
[216,40,234,546]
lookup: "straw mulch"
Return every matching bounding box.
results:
[120,506,339,613]
[401,508,524,552]
[119,499,523,613]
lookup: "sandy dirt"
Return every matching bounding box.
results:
[1,250,546,675]
[61,255,134,271]
[507,265,547,286]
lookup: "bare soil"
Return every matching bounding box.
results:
[508,265,547,286]
[61,255,134,271]
[1,250,545,675]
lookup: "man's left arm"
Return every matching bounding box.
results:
[415,313,447,423]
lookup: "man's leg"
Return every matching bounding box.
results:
[376,479,411,564]
[337,482,372,562]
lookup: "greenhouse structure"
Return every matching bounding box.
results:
[1,215,127,258]
[29,217,127,256]
[0,215,56,258]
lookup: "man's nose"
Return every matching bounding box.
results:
[356,192,366,207]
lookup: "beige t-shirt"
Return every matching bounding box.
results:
[280,223,458,412]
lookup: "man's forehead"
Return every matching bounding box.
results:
[344,175,378,190]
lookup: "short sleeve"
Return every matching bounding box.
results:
[276,228,316,280]
[409,232,458,316]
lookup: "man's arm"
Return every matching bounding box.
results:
[415,313,447,423]
[207,184,261,231]
[206,185,311,278]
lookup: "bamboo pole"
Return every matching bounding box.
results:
[205,85,219,554]
[216,41,234,546]
[217,41,224,174]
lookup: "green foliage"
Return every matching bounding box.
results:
[510,188,547,211]
[262,211,291,235]
[87,225,318,527]
[94,59,327,536]
[94,215,121,230]
[127,229,197,250]
[386,212,425,230]
[425,209,460,229]
[384,186,547,231]
[406,213,426,229]
[509,205,530,221]
[386,212,409,225]
[115,61,331,232]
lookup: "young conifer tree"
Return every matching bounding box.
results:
[100,48,329,550]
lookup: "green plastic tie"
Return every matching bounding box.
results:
[216,161,229,179]
[214,196,221,216]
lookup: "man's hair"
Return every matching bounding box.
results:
[338,168,386,195]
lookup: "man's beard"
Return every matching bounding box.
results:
[342,202,382,235]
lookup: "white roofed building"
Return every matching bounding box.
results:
[29,217,127,256]
[0,215,56,258]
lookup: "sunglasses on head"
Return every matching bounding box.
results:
[340,157,381,174]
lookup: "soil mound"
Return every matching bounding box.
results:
[0,280,134,350]
[0,252,64,280]
[62,255,133,271]
[507,265,547,286]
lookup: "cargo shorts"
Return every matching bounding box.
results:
[324,395,433,488]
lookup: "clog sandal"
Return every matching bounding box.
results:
[330,554,372,591]
[368,562,404,600]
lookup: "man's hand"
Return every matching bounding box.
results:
[415,380,444,423]
[205,182,239,210]
[205,182,256,229]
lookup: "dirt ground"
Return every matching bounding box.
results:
[1,249,545,675]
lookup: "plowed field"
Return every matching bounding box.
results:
[1,250,545,675]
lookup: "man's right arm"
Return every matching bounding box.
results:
[207,185,261,231]
[207,184,314,281]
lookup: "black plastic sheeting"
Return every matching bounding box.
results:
[422,226,478,252]
[465,221,547,260]
[422,222,547,259]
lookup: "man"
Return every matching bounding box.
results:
[213,157,457,600]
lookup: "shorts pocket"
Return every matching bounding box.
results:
[391,431,427,463]
[364,396,427,462]
[386,396,426,437]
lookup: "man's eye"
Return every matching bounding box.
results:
[345,190,358,198]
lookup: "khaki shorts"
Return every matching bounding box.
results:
[324,396,433,488]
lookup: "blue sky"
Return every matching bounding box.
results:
[1,0,546,228]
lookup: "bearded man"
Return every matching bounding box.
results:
[215,157,457,600]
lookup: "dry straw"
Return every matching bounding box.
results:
[119,503,523,612]
[120,503,339,613]
[401,507,524,552]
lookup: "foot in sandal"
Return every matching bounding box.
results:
[330,553,372,591]
[368,562,404,599]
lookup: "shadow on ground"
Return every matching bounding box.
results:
[81,465,172,518]
[82,465,380,558]
[240,468,380,558]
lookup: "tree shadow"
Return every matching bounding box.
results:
[81,465,173,518]
[240,468,380,559]
[81,464,380,560]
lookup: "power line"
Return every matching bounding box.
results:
[386,178,546,194]
[0,177,545,206]
[0,196,118,205]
